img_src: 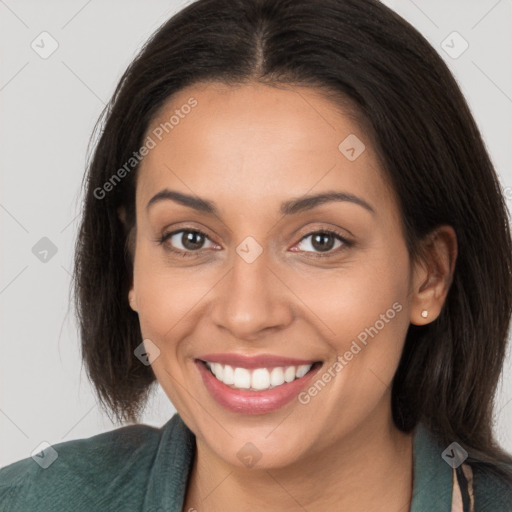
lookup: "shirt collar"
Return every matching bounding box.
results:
[145,413,196,511]
[410,422,453,510]
[148,414,453,511]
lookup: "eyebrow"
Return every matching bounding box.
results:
[146,188,375,216]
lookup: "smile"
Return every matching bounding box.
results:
[195,355,323,414]
[203,361,314,391]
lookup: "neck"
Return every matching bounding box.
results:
[183,410,414,512]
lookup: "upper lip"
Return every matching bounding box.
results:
[196,353,320,369]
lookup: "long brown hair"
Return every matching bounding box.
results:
[73,0,512,483]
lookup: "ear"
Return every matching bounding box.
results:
[117,205,127,228]
[118,206,138,312]
[128,286,138,313]
[409,225,457,326]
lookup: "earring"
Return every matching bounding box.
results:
[421,310,428,318]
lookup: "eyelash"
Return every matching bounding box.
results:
[155,228,354,259]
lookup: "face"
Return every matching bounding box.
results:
[128,81,416,469]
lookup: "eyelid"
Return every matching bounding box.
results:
[292,228,354,258]
[157,220,219,245]
[157,228,218,256]
[157,225,354,259]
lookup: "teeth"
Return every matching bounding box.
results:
[284,366,296,383]
[270,367,285,387]
[296,364,310,378]
[212,363,223,380]
[204,362,314,391]
[252,368,270,390]
[233,367,251,389]
[223,364,234,385]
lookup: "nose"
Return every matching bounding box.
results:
[209,248,294,341]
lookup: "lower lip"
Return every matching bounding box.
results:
[195,359,322,415]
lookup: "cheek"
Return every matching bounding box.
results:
[298,246,411,410]
[133,221,411,358]
[132,240,195,341]
[134,269,202,343]
[333,245,411,395]
[294,251,411,426]
[132,239,226,357]
[292,243,410,349]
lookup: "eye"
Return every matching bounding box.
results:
[157,229,218,257]
[293,230,353,257]
[156,227,353,259]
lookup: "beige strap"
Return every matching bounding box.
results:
[451,463,474,512]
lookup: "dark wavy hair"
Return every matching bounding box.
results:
[73,0,512,483]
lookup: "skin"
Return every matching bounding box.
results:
[125,81,457,512]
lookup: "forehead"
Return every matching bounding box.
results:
[136,81,394,217]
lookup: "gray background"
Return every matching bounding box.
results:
[1,0,511,467]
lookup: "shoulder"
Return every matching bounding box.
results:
[411,423,512,511]
[471,463,512,512]
[0,420,165,512]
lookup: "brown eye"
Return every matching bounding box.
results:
[177,231,206,250]
[159,229,217,255]
[294,230,353,257]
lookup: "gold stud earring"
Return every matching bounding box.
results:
[421,310,428,318]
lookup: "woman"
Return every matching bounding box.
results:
[1,0,512,510]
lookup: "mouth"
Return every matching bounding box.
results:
[197,359,323,392]
[194,355,324,415]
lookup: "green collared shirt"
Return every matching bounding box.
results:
[1,413,511,511]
